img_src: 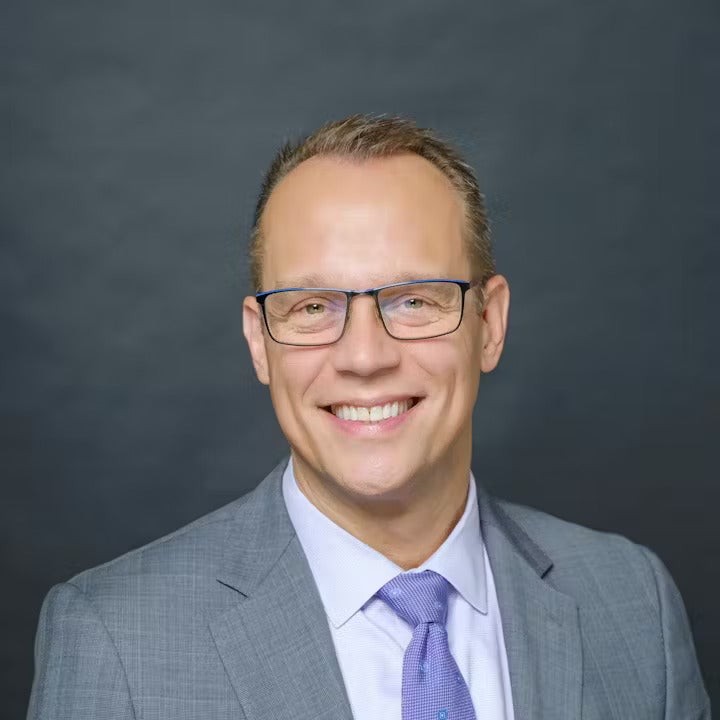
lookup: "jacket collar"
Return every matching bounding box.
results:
[476,482,583,719]
[215,456,296,596]
[211,456,354,720]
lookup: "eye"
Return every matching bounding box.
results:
[403,297,425,309]
[289,297,332,314]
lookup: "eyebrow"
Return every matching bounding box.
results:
[271,271,446,290]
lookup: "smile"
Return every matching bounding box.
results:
[327,398,419,423]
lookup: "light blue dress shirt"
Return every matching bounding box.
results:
[282,457,516,720]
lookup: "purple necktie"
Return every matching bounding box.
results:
[377,570,477,720]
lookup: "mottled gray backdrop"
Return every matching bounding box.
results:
[2,0,718,715]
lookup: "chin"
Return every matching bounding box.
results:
[324,453,423,501]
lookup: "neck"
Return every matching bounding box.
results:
[291,443,472,570]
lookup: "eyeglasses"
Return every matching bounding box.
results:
[255,279,483,347]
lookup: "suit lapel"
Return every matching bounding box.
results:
[210,458,353,720]
[477,486,583,720]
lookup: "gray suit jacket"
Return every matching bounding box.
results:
[27,457,710,719]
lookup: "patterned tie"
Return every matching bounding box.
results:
[377,570,477,720]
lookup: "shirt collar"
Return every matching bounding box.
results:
[282,456,488,628]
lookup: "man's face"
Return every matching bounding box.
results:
[243,154,508,504]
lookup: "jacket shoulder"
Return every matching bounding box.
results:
[67,490,255,598]
[495,497,644,560]
[490,496,674,604]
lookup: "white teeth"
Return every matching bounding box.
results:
[330,398,416,422]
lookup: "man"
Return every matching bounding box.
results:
[28,115,710,719]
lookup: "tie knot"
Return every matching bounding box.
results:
[376,570,451,627]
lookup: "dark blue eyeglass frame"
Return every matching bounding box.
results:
[255,278,484,346]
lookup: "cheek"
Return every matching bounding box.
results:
[267,348,328,414]
[412,337,480,409]
[413,330,479,377]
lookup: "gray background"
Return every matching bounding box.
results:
[2,0,718,715]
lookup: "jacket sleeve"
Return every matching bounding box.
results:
[639,547,712,720]
[27,582,136,720]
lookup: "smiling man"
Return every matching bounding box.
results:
[244,147,504,574]
[28,116,710,720]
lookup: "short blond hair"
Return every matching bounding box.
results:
[249,115,494,292]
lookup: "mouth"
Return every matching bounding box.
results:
[321,397,423,423]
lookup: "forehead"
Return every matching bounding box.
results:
[259,154,469,290]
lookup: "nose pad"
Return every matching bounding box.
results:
[331,293,401,369]
[344,294,385,334]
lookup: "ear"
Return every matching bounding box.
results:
[242,296,270,385]
[479,274,510,373]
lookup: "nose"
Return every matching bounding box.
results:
[331,295,401,376]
